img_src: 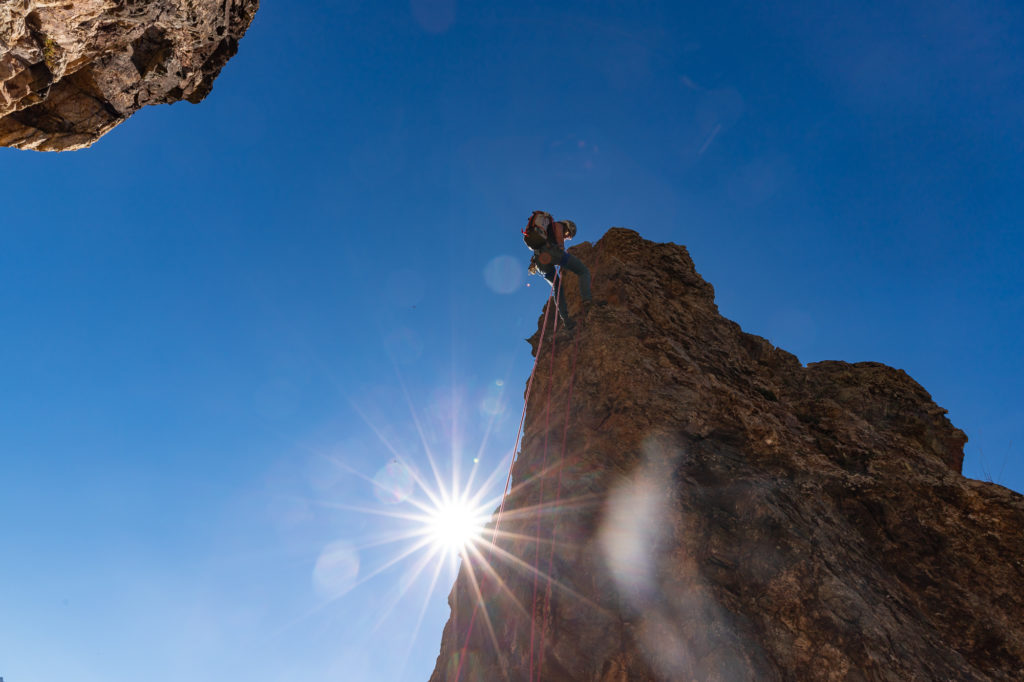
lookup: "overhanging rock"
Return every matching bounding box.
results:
[0,0,259,151]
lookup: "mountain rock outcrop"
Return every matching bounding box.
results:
[431,229,1024,681]
[0,0,258,151]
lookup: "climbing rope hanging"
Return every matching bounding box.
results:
[529,273,566,680]
[454,288,556,682]
[535,324,581,681]
[456,247,598,682]
[534,250,599,681]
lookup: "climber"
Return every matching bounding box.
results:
[522,210,598,330]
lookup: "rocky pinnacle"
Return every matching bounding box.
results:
[430,228,1024,681]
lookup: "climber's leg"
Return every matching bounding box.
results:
[560,253,592,302]
[543,265,572,325]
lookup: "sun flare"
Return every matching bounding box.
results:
[426,498,488,555]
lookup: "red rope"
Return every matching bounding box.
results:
[529,273,563,680]
[535,331,579,680]
[455,245,597,681]
[454,291,554,682]
[535,250,599,680]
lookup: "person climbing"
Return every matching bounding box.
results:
[522,210,599,331]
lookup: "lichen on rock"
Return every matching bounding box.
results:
[430,228,1024,681]
[0,0,259,151]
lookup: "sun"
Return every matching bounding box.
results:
[425,497,488,556]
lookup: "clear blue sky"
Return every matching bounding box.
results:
[2,1,1022,680]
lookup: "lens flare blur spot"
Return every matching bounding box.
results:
[483,255,523,294]
[372,459,416,504]
[599,441,676,605]
[480,395,505,416]
[313,541,360,598]
[480,382,506,416]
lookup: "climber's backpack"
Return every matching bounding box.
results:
[522,210,553,250]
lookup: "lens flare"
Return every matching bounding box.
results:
[312,540,360,598]
[483,255,523,294]
[426,498,488,556]
[373,459,416,504]
[479,379,508,416]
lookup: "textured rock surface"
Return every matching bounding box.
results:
[431,229,1024,681]
[0,0,258,151]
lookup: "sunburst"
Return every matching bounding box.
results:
[294,346,599,679]
[422,496,490,557]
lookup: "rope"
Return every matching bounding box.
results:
[535,330,579,680]
[535,248,599,680]
[528,273,563,680]
[456,241,598,681]
[454,290,555,682]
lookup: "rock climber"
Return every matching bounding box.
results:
[522,210,600,330]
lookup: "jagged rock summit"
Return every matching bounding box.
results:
[431,229,1024,681]
[0,0,258,151]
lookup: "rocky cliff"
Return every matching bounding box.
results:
[430,229,1024,681]
[0,0,258,151]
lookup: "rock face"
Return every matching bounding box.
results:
[430,229,1024,681]
[0,0,258,151]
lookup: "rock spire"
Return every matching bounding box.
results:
[0,0,259,151]
[430,228,1024,681]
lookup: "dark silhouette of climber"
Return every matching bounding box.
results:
[523,211,600,330]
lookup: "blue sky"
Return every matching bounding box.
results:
[1,1,1022,680]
